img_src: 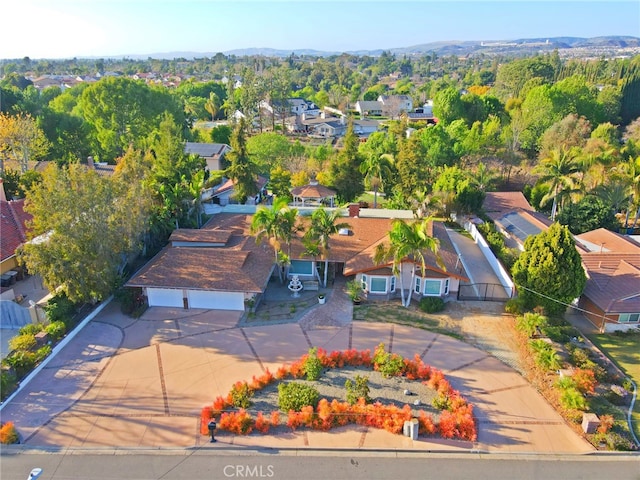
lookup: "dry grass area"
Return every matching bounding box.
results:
[354,300,522,371]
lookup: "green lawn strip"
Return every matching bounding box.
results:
[587,333,640,440]
[354,304,464,340]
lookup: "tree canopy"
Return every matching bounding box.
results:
[512,223,586,315]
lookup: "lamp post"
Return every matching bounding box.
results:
[207,420,217,443]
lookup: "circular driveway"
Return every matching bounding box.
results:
[0,301,593,453]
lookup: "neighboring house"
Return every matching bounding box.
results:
[87,156,116,177]
[207,176,268,206]
[353,119,381,138]
[0,180,31,277]
[288,98,320,117]
[378,95,413,117]
[574,228,640,332]
[483,192,552,250]
[184,142,231,172]
[310,119,346,138]
[127,207,467,310]
[290,180,337,207]
[354,100,383,117]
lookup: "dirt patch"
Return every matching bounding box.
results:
[355,300,523,371]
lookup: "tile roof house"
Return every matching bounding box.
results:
[184,142,231,172]
[574,228,640,332]
[0,179,31,275]
[126,209,467,311]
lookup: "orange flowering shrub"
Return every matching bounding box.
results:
[200,348,477,441]
[0,422,19,444]
[254,412,271,434]
[597,414,614,434]
[418,411,436,435]
[219,409,254,435]
[572,369,597,395]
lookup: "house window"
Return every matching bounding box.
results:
[444,279,450,295]
[370,277,387,293]
[390,276,396,293]
[289,260,313,276]
[424,279,441,296]
[361,274,367,290]
[618,313,640,323]
[414,277,421,293]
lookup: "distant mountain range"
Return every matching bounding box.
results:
[130,36,640,60]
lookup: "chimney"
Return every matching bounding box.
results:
[348,203,360,218]
[0,178,6,202]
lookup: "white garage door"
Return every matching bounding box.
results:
[146,288,183,308]
[187,290,245,310]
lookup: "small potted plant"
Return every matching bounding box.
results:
[318,293,326,305]
[345,279,364,305]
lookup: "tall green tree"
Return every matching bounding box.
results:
[328,119,364,203]
[77,77,183,161]
[556,195,619,234]
[226,118,260,203]
[373,218,442,308]
[20,163,149,303]
[305,207,350,287]
[512,223,586,315]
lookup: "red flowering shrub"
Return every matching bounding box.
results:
[201,348,476,441]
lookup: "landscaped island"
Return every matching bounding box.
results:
[200,344,477,441]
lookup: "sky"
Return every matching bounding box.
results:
[1,0,639,59]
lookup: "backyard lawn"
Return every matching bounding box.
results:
[587,332,640,440]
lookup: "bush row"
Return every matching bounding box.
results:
[200,345,477,441]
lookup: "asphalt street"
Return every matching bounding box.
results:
[1,449,639,480]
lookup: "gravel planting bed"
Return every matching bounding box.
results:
[248,366,441,418]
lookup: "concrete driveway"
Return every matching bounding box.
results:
[0,300,593,453]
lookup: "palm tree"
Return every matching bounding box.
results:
[204,92,220,122]
[613,154,640,228]
[305,207,350,287]
[535,147,583,221]
[250,197,299,283]
[359,152,393,208]
[374,218,443,308]
[409,188,442,219]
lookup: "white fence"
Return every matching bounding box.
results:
[464,221,515,298]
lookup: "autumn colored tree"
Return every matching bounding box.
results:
[21,162,150,303]
[0,113,49,173]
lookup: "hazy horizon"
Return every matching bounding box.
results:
[2,1,639,60]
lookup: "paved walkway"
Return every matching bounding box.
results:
[0,297,593,454]
[446,229,511,300]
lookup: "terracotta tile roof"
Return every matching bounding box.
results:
[580,254,640,314]
[1,199,31,263]
[575,228,640,254]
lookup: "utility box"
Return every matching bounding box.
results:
[582,413,601,434]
